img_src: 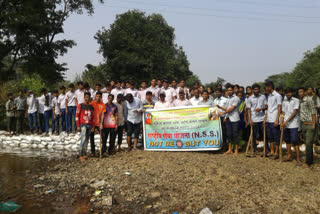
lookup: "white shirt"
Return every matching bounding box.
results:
[282,97,300,128]
[51,97,60,115]
[226,95,240,122]
[247,94,267,123]
[37,97,45,114]
[198,99,214,106]
[43,93,52,111]
[101,88,109,104]
[154,100,172,109]
[124,97,143,124]
[173,99,191,107]
[161,87,177,103]
[138,88,147,102]
[125,88,139,97]
[177,87,190,98]
[66,90,76,107]
[27,94,37,114]
[85,88,95,99]
[267,90,282,123]
[147,86,160,102]
[75,89,85,104]
[111,88,125,100]
[58,94,66,109]
[190,97,201,106]
[213,96,228,115]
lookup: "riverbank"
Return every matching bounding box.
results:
[26,150,320,214]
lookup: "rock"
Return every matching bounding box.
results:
[102,196,113,206]
[90,180,106,189]
[151,191,161,199]
[34,184,45,188]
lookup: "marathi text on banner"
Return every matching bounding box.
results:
[143,106,222,151]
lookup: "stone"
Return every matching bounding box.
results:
[151,191,161,199]
[102,196,113,206]
[90,180,106,189]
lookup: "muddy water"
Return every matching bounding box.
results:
[0,150,75,214]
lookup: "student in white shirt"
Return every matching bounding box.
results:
[162,79,176,104]
[218,84,241,156]
[214,88,228,146]
[111,81,125,101]
[138,80,148,102]
[65,83,77,133]
[281,88,301,164]
[177,79,190,99]
[125,81,139,97]
[100,81,112,104]
[198,90,214,106]
[173,90,191,107]
[154,91,172,109]
[264,80,282,159]
[147,78,160,102]
[58,86,67,132]
[37,95,45,133]
[92,83,102,100]
[84,82,95,101]
[41,88,53,135]
[189,89,201,106]
[26,89,39,134]
[75,81,85,105]
[52,89,60,134]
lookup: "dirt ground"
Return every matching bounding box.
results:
[29,150,320,214]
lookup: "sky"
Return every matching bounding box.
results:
[59,0,320,86]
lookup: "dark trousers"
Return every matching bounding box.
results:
[60,108,66,131]
[89,126,101,154]
[266,122,280,145]
[44,110,54,134]
[28,112,39,133]
[16,110,24,134]
[7,116,16,133]
[252,122,263,151]
[116,125,124,145]
[102,128,116,154]
[53,114,60,133]
[226,119,239,144]
[302,124,315,165]
[219,117,227,149]
[67,106,77,132]
[39,113,45,132]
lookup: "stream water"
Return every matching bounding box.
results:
[0,148,76,214]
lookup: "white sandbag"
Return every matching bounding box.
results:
[47,144,53,149]
[2,141,11,146]
[32,136,41,143]
[25,136,33,142]
[0,130,7,135]
[54,144,64,150]
[40,141,48,146]
[20,143,29,148]
[69,139,77,144]
[21,140,29,144]
[38,144,46,149]
[42,137,52,142]
[71,144,78,150]
[31,144,38,149]
[11,136,21,141]
[64,144,72,151]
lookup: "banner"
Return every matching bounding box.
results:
[143,106,222,151]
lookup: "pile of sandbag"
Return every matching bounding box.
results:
[0,130,134,154]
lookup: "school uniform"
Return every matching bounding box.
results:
[58,93,66,131]
[66,90,77,132]
[266,91,282,145]
[52,96,60,133]
[247,94,267,151]
[214,96,228,145]
[37,96,45,132]
[225,95,240,145]
[282,97,300,146]
[43,93,54,134]
[27,94,38,133]
[14,96,26,134]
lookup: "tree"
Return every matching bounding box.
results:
[0,0,103,84]
[263,45,320,89]
[94,10,193,83]
[82,63,111,87]
[204,77,226,90]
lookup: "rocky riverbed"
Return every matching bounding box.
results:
[27,150,320,214]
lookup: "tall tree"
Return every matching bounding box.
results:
[0,0,103,84]
[94,10,193,83]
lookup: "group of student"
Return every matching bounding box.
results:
[5,78,319,166]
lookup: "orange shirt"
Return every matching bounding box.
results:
[90,100,106,127]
